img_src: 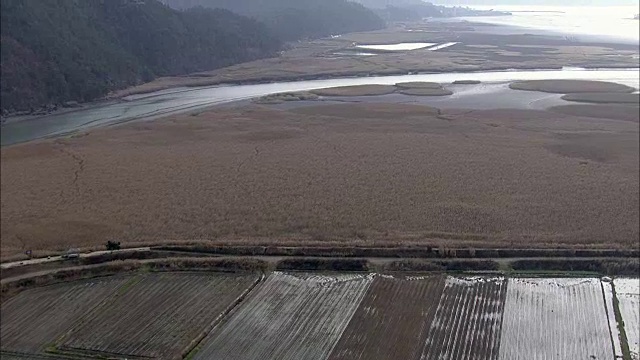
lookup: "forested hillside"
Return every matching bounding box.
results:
[161,0,386,41]
[0,0,281,113]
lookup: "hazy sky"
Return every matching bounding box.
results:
[432,0,639,5]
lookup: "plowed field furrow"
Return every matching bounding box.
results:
[0,277,127,354]
[498,278,613,360]
[602,281,623,358]
[614,278,640,360]
[60,273,258,359]
[193,272,372,360]
[420,277,506,360]
[327,275,446,360]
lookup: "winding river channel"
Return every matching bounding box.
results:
[1,68,638,146]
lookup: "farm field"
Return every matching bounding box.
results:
[498,278,613,360]
[328,275,446,360]
[614,278,640,360]
[58,272,258,359]
[2,272,638,359]
[421,277,507,360]
[193,272,373,360]
[0,276,127,355]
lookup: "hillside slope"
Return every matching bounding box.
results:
[0,0,281,113]
[161,0,387,41]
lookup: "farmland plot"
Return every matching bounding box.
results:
[420,277,507,360]
[193,272,373,360]
[329,276,444,360]
[498,278,613,360]
[0,276,127,355]
[328,275,446,360]
[614,278,640,360]
[60,272,259,359]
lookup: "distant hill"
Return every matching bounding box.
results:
[431,0,638,5]
[353,0,510,21]
[160,0,386,41]
[0,0,281,113]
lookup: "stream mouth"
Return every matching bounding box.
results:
[1,68,638,146]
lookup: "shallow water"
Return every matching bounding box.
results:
[2,68,638,146]
[461,5,640,44]
[356,42,437,51]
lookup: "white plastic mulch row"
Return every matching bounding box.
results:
[614,278,640,360]
[498,278,614,360]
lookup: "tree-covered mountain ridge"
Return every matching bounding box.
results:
[1,0,386,114]
[160,0,386,41]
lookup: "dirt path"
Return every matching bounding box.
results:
[0,255,621,285]
[0,247,151,270]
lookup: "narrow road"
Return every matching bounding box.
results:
[0,247,151,270]
[1,255,623,285]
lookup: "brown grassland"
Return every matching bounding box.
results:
[311,85,398,96]
[560,92,640,104]
[397,87,453,96]
[1,100,638,258]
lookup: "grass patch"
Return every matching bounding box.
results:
[276,258,369,271]
[311,84,396,96]
[382,259,500,272]
[561,92,640,104]
[395,82,443,89]
[549,104,639,122]
[394,81,452,96]
[511,258,640,275]
[509,80,636,94]
[398,87,453,96]
[452,80,481,85]
[253,91,319,104]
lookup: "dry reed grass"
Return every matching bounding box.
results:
[1,103,638,257]
[509,80,636,94]
[311,85,397,96]
[561,92,640,104]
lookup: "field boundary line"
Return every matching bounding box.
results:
[181,273,265,359]
[611,281,633,360]
[601,280,623,359]
[0,349,89,360]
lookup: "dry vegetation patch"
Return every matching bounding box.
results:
[561,92,640,104]
[395,82,443,89]
[509,80,636,94]
[311,85,397,96]
[398,87,453,96]
[292,102,439,118]
[253,91,319,104]
[549,104,640,122]
[452,80,482,85]
[394,82,452,96]
[1,103,638,254]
